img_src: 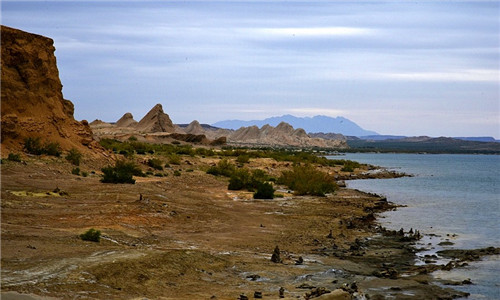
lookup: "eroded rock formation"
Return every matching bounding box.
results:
[0,26,101,155]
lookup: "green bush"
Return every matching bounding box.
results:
[72,167,81,175]
[173,170,181,176]
[44,142,62,157]
[228,168,252,190]
[101,160,144,184]
[168,154,181,165]
[81,171,88,177]
[23,137,44,155]
[23,137,61,156]
[147,158,164,170]
[66,148,82,166]
[278,164,337,196]
[236,155,250,164]
[206,159,235,177]
[7,153,22,162]
[253,182,274,199]
[80,228,101,242]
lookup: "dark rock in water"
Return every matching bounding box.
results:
[295,256,304,265]
[253,291,262,298]
[279,287,285,298]
[462,278,473,285]
[271,246,282,263]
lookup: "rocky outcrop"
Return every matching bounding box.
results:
[0,26,102,155]
[225,122,347,148]
[184,120,205,135]
[116,112,137,128]
[135,104,176,133]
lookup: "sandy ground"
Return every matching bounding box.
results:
[1,154,472,299]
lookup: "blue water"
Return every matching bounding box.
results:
[332,153,500,299]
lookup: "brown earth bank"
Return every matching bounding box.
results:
[1,153,493,300]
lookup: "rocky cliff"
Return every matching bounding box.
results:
[0,26,101,155]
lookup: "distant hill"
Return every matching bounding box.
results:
[347,136,500,154]
[212,115,378,137]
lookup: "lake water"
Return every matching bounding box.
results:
[332,153,500,300]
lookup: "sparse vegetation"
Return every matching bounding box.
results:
[7,153,22,162]
[147,158,164,170]
[173,170,181,176]
[71,167,81,175]
[253,182,274,199]
[23,137,61,157]
[278,164,337,196]
[206,159,235,177]
[236,155,250,164]
[168,154,181,165]
[80,228,101,242]
[101,160,144,184]
[66,148,82,166]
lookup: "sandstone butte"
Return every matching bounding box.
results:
[0,25,104,157]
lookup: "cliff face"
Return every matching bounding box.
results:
[1,26,100,155]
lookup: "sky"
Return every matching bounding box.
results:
[2,1,499,138]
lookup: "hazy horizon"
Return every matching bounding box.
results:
[2,1,499,138]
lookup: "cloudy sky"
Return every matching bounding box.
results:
[2,1,499,138]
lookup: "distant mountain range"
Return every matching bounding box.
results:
[212,115,378,137]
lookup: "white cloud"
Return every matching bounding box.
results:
[252,27,373,37]
[286,108,346,117]
[380,69,499,83]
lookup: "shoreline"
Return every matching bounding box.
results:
[1,155,498,299]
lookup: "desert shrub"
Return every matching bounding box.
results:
[168,154,181,165]
[195,148,215,157]
[206,159,235,177]
[228,168,271,191]
[236,155,250,164]
[101,160,143,184]
[278,164,337,196]
[340,160,361,172]
[23,137,61,157]
[66,148,82,166]
[171,141,181,145]
[173,170,181,176]
[186,169,194,172]
[228,168,252,190]
[44,142,62,157]
[128,136,138,141]
[71,167,81,175]
[81,171,88,177]
[154,173,164,177]
[147,158,164,170]
[7,153,22,162]
[80,228,101,242]
[23,137,44,155]
[253,182,274,199]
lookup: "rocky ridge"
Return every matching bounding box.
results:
[0,26,102,156]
